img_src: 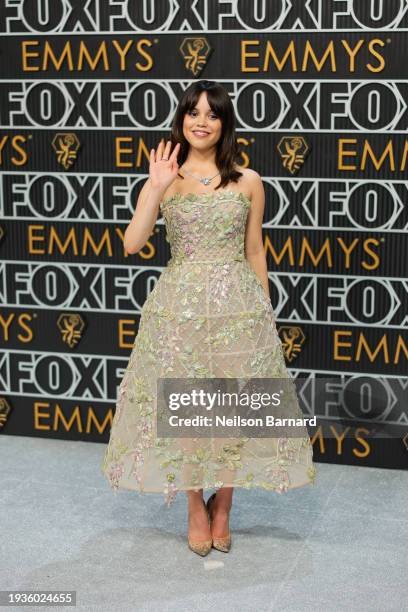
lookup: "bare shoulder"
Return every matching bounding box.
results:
[236,167,264,204]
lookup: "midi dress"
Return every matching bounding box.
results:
[101,189,317,506]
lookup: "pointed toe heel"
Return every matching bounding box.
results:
[188,537,212,556]
[187,498,213,556]
[206,492,232,553]
[212,535,231,552]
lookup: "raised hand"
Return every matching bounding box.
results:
[149,139,181,191]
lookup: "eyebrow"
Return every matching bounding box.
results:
[191,107,216,112]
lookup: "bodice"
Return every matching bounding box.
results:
[159,190,251,265]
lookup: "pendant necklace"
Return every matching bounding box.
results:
[181,167,220,186]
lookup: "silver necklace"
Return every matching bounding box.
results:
[181,166,220,186]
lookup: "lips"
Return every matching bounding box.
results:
[193,131,209,136]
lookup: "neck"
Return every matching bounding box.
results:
[182,147,218,174]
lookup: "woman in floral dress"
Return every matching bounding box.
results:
[102,80,316,556]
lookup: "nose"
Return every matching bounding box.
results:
[195,114,207,125]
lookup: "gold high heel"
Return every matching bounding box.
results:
[206,492,232,552]
[187,498,212,557]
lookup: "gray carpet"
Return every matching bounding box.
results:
[1,435,407,612]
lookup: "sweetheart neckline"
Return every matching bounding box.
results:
[160,190,251,209]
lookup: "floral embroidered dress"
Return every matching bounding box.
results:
[101,190,316,505]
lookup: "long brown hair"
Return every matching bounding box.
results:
[168,80,243,189]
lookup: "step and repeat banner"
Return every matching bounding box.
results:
[0,1,407,469]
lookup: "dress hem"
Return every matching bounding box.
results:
[103,474,316,499]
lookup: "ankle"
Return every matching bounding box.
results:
[210,499,231,516]
[188,501,205,515]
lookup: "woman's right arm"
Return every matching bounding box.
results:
[123,178,165,255]
[123,139,180,255]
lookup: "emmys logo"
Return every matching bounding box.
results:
[0,398,11,429]
[278,326,305,362]
[52,133,80,169]
[57,313,85,348]
[0,225,4,243]
[403,432,408,451]
[180,37,212,76]
[277,136,309,175]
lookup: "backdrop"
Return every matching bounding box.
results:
[1,1,407,469]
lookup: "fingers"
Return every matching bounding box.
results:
[169,142,181,160]
[163,139,172,159]
[153,139,180,163]
[156,138,164,161]
[155,138,169,162]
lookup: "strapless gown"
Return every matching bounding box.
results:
[101,190,317,505]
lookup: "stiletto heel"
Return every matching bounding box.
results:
[206,492,232,552]
[187,498,212,556]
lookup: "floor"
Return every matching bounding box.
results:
[1,434,407,612]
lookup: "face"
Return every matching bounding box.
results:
[182,91,222,150]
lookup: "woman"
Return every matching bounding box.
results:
[102,80,316,556]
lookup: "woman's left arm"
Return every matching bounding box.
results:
[244,171,270,299]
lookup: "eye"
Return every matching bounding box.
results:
[188,110,218,119]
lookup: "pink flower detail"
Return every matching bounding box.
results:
[164,482,178,507]
[265,467,290,493]
[108,462,124,489]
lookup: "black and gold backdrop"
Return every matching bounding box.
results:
[1,2,407,469]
